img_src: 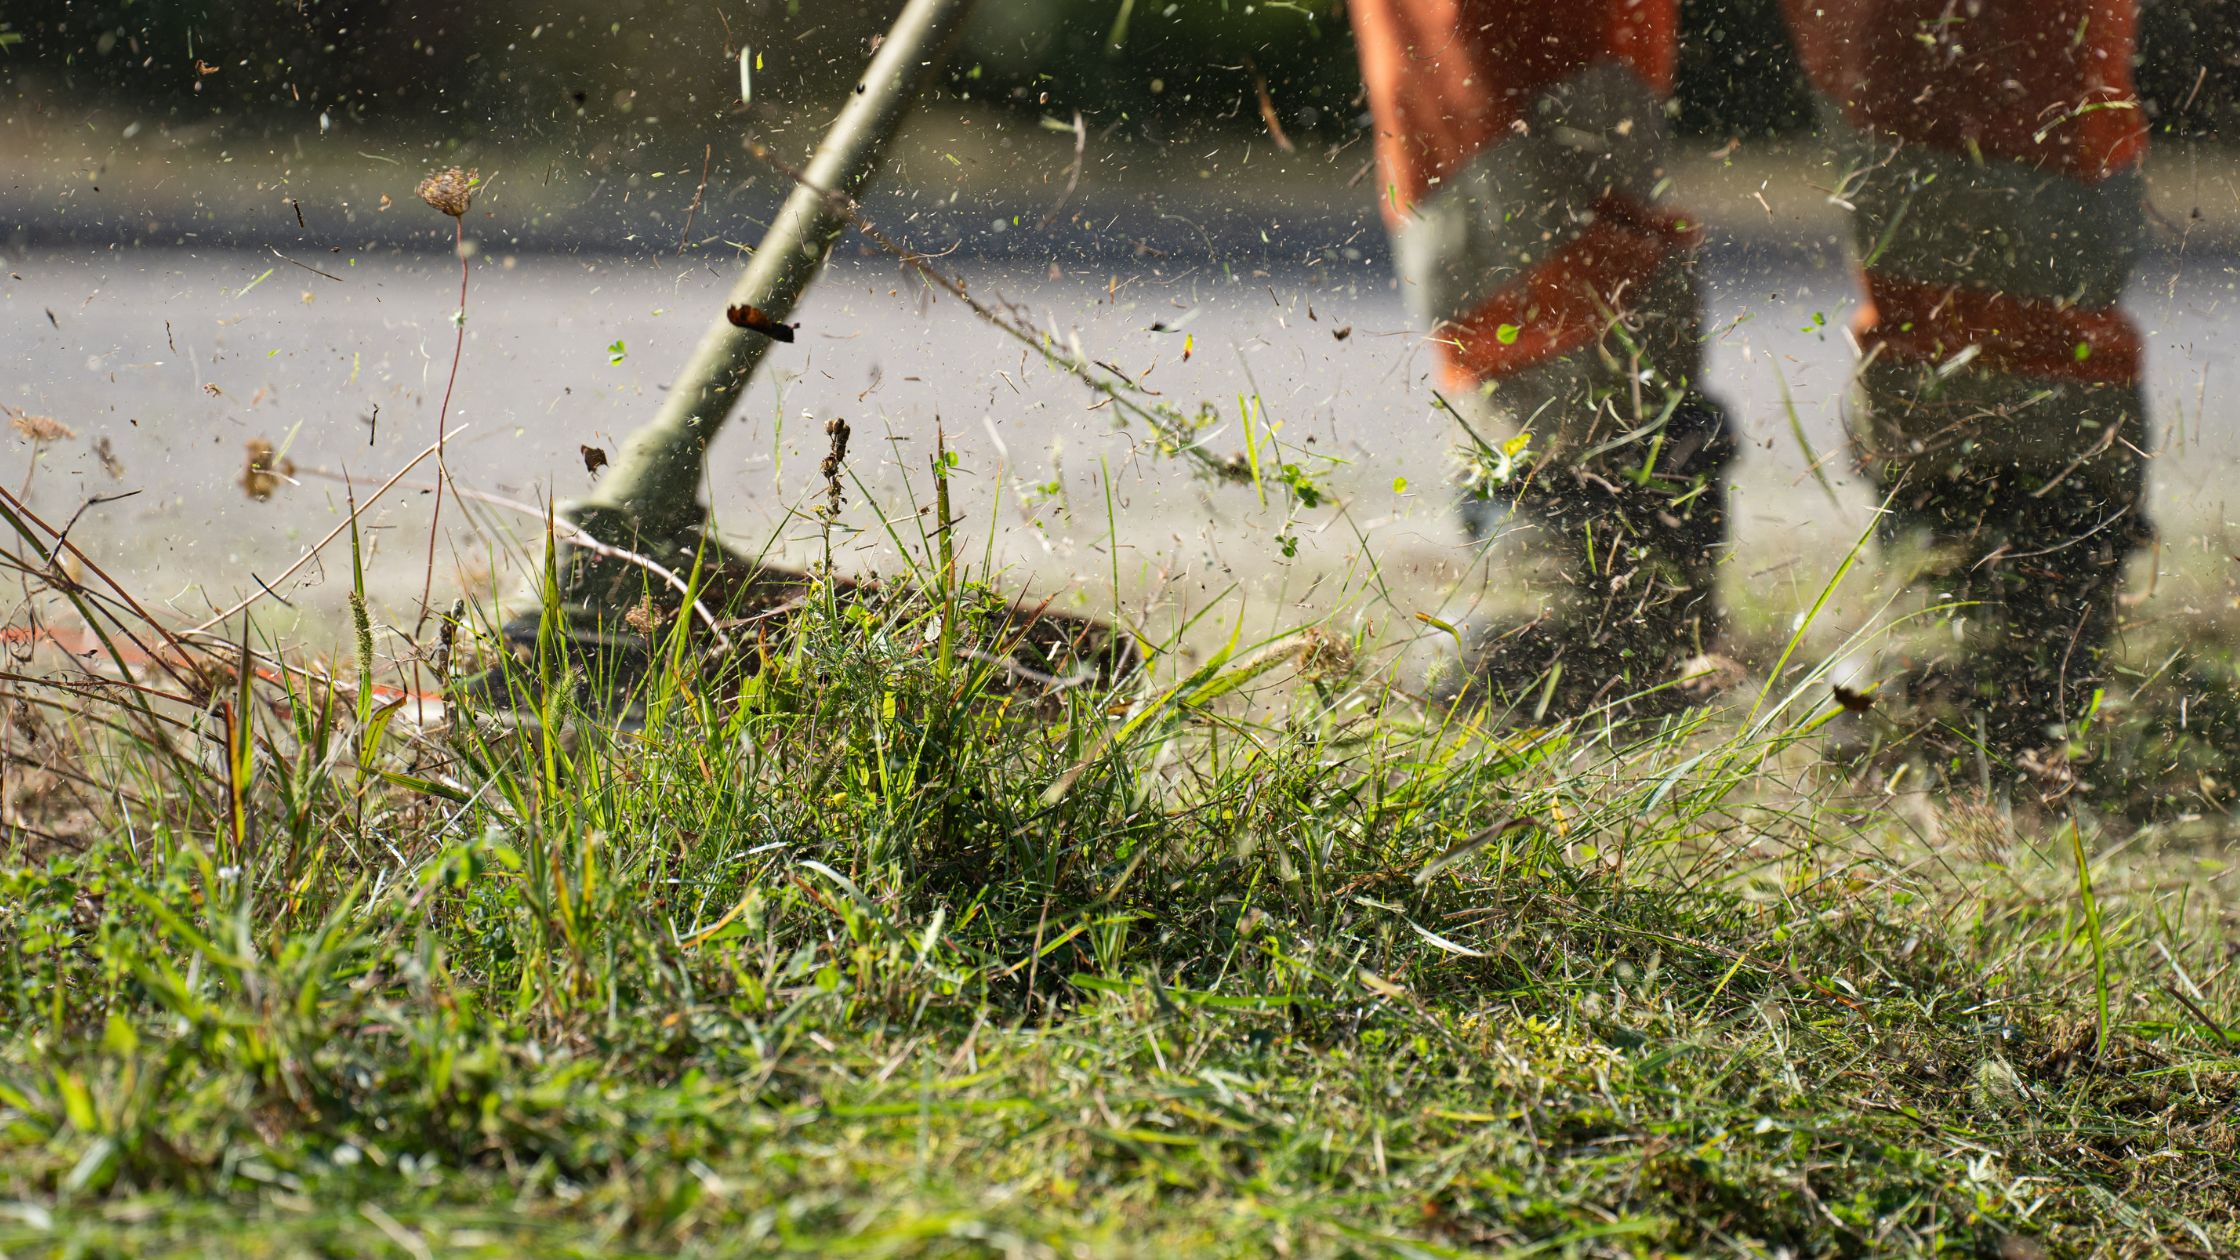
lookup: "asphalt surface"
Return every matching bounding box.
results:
[6,217,2237,657]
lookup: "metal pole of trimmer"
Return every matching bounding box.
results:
[558,0,980,612]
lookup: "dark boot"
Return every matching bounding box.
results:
[1876,464,2147,762]
[1448,392,1736,720]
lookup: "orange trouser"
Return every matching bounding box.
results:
[1351,0,2149,518]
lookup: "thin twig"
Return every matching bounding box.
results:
[416,217,470,637]
[1038,111,1087,230]
[0,485,195,670]
[1242,55,1296,154]
[50,490,142,558]
[740,138,1249,487]
[190,429,463,633]
[678,142,714,255]
[293,465,734,651]
[2161,982,2236,1051]
[269,246,344,283]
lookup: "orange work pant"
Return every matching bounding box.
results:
[1351,0,2148,509]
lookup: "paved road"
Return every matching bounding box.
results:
[5,233,2236,657]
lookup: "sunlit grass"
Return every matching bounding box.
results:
[0,461,2236,1258]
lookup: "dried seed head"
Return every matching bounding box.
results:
[7,409,74,444]
[623,595,670,638]
[819,417,852,519]
[1293,626,1357,683]
[348,590,375,692]
[431,598,466,675]
[415,166,478,218]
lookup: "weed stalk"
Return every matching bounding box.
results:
[413,168,479,638]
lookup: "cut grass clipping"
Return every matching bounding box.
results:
[0,456,2237,1258]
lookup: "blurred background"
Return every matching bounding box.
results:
[8,0,2235,147]
[4,0,2239,665]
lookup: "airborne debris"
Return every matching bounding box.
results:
[93,436,123,478]
[1676,653,1749,699]
[1332,326,1353,341]
[239,437,295,501]
[726,303,796,342]
[1832,682,1877,713]
[1242,54,1296,154]
[580,444,609,475]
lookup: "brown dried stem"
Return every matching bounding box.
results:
[417,213,471,638]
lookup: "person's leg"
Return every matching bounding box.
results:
[1350,0,1735,713]
[1787,0,2149,755]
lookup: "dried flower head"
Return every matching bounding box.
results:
[415,166,478,218]
[431,598,467,675]
[819,417,852,520]
[7,409,74,444]
[1292,626,1357,684]
[623,595,670,638]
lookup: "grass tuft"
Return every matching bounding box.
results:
[0,460,2236,1258]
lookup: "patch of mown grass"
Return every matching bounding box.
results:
[1,504,2237,1258]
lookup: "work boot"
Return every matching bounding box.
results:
[1870,469,2145,764]
[1842,364,2150,777]
[1817,99,2152,782]
[1444,392,1736,720]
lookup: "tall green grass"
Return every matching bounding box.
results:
[0,461,2235,1258]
